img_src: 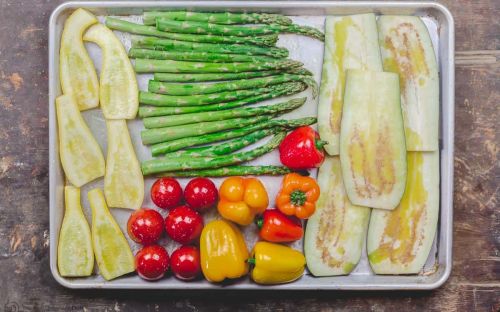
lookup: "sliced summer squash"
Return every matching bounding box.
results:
[104,120,144,209]
[318,14,383,156]
[367,151,439,274]
[89,188,135,280]
[339,70,407,210]
[378,16,439,151]
[304,156,370,276]
[83,24,139,119]
[56,94,105,187]
[57,186,94,277]
[59,8,99,111]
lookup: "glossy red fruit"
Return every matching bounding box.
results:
[135,245,169,281]
[151,178,183,209]
[170,245,201,281]
[127,208,164,245]
[184,178,218,212]
[279,126,326,169]
[165,205,204,244]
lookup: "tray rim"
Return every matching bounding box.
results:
[48,0,455,290]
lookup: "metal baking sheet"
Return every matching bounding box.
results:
[48,1,455,290]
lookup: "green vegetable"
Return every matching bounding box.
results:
[143,97,306,128]
[105,17,278,46]
[141,132,287,175]
[143,11,292,26]
[129,48,276,63]
[156,18,324,41]
[158,165,294,177]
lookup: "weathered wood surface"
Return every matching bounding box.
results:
[0,0,498,311]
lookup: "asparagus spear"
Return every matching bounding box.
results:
[141,132,287,175]
[134,58,302,73]
[153,67,312,83]
[129,48,276,63]
[158,165,294,177]
[149,74,318,97]
[143,11,292,26]
[156,18,324,41]
[132,35,288,58]
[141,115,273,145]
[105,17,278,46]
[143,97,306,128]
[150,117,317,155]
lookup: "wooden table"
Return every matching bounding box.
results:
[0,1,498,311]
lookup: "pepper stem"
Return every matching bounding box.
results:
[255,218,264,229]
[247,258,256,265]
[290,190,307,206]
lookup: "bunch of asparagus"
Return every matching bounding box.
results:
[105,11,323,176]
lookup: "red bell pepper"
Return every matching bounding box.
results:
[256,209,303,243]
[279,126,326,169]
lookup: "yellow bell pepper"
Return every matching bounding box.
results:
[249,242,306,285]
[200,220,249,282]
[217,177,269,226]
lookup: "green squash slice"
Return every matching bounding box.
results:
[339,70,407,210]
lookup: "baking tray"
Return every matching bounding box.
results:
[48,1,455,290]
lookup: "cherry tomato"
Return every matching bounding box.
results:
[165,205,204,244]
[170,245,201,281]
[151,178,183,209]
[127,208,164,245]
[184,178,218,212]
[135,245,169,281]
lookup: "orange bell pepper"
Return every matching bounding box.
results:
[276,173,320,219]
[217,177,269,226]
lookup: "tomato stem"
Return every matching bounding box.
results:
[315,139,328,151]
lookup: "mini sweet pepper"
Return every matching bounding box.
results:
[276,173,320,219]
[256,209,303,243]
[217,176,269,226]
[249,242,306,285]
[200,220,249,283]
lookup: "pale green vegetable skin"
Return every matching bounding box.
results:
[143,11,292,26]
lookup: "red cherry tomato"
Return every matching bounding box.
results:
[165,205,204,244]
[135,245,169,281]
[127,208,164,245]
[184,178,218,212]
[170,245,201,281]
[151,178,183,210]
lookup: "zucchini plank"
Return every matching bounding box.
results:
[378,16,439,151]
[318,14,383,156]
[367,151,439,274]
[339,70,407,210]
[304,156,370,276]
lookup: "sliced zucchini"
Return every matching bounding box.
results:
[339,70,407,210]
[378,16,439,151]
[304,156,370,276]
[89,188,135,280]
[367,151,439,274]
[104,120,144,209]
[57,186,94,277]
[59,8,99,111]
[56,94,105,187]
[318,14,383,155]
[83,24,138,119]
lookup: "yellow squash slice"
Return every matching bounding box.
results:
[104,120,144,209]
[59,8,99,110]
[339,70,407,210]
[318,14,383,155]
[56,94,105,187]
[88,188,135,280]
[367,151,439,274]
[304,156,370,276]
[378,16,439,151]
[83,24,139,119]
[57,186,94,277]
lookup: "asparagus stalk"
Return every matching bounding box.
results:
[134,58,302,73]
[132,35,288,58]
[106,17,278,46]
[156,18,324,41]
[142,132,287,175]
[129,48,276,63]
[158,165,294,177]
[141,115,273,145]
[149,74,318,97]
[153,67,312,83]
[143,97,306,128]
[144,11,292,26]
[150,117,317,155]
